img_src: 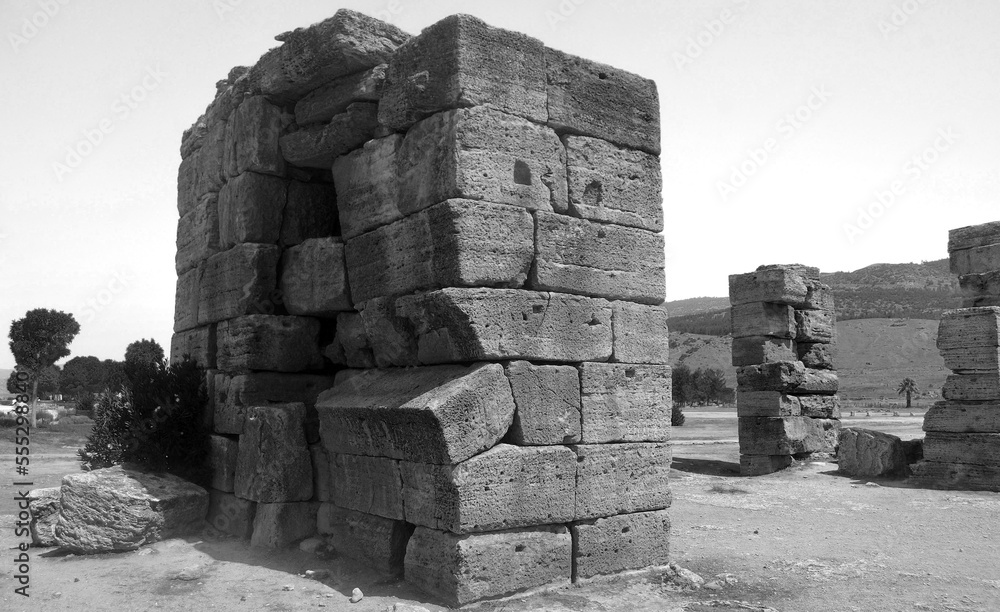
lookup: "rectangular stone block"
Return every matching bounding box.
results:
[175,194,221,274]
[316,363,515,464]
[197,244,280,325]
[949,221,1000,253]
[397,106,567,217]
[345,199,534,303]
[963,295,1000,308]
[504,361,581,445]
[573,442,673,520]
[950,242,1000,275]
[216,315,322,373]
[795,309,835,343]
[278,180,338,247]
[739,454,793,476]
[250,501,319,548]
[358,296,421,367]
[910,460,1000,492]
[294,63,386,125]
[400,444,576,533]
[798,395,842,419]
[332,134,403,239]
[923,432,1000,467]
[235,403,313,503]
[213,372,336,435]
[731,336,796,366]
[729,265,825,308]
[731,303,795,339]
[218,171,287,248]
[798,342,835,369]
[923,401,1000,433]
[737,362,838,395]
[329,454,404,520]
[531,212,665,304]
[404,525,571,608]
[224,96,285,178]
[317,504,412,576]
[564,135,663,232]
[836,428,911,478]
[207,434,238,492]
[937,307,1000,350]
[572,509,670,579]
[943,373,1000,401]
[169,326,216,368]
[941,346,1000,373]
[611,301,669,364]
[736,390,801,417]
[959,271,1000,300]
[207,489,255,539]
[279,237,352,316]
[379,14,546,131]
[578,363,671,443]
[322,312,376,368]
[174,267,201,333]
[545,47,659,155]
[279,102,379,168]
[177,157,216,218]
[738,417,839,455]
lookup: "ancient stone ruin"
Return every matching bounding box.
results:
[911,221,1000,491]
[171,9,670,605]
[728,265,840,476]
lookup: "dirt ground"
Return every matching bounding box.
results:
[2,413,999,612]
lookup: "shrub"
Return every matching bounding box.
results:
[75,392,96,415]
[0,413,18,428]
[671,403,686,427]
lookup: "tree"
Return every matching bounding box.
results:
[124,339,165,367]
[60,356,109,398]
[36,365,61,398]
[897,377,918,409]
[8,309,80,427]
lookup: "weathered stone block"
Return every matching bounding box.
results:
[400,444,576,533]
[279,102,379,168]
[206,489,255,539]
[736,362,838,395]
[949,221,1000,253]
[280,237,352,316]
[728,265,824,308]
[736,390,801,417]
[943,373,1000,401]
[218,171,287,247]
[910,460,1000,492]
[250,501,319,548]
[332,134,403,239]
[941,346,1000,373]
[572,509,671,579]
[323,312,376,368]
[224,96,285,178]
[611,301,670,364]
[731,336,796,367]
[208,434,239,492]
[923,401,1000,433]
[278,180,338,247]
[737,417,839,456]
[504,361,581,445]
[950,242,1000,276]
[837,428,910,477]
[963,294,1000,308]
[923,432,1000,467]
[213,372,336,435]
[216,315,322,373]
[358,296,420,367]
[345,199,534,303]
[197,244,280,325]
[397,106,567,216]
[739,454,793,476]
[798,394,841,418]
[404,525,571,608]
[531,212,665,304]
[937,307,1000,350]
[177,157,215,218]
[295,64,387,125]
[174,267,201,333]
[234,403,313,502]
[329,454,404,520]
[731,302,795,339]
[795,309,835,343]
[27,487,60,547]
[578,363,671,443]
[798,341,835,369]
[573,442,673,520]
[169,326,216,368]
[175,194,221,274]
[317,504,412,575]
[316,363,514,464]
[546,47,659,155]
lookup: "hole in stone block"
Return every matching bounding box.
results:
[514,160,532,185]
[522,312,529,321]
[625,367,636,378]
[515,544,526,552]
[597,228,607,239]
[587,317,601,326]
[598,72,608,80]
[532,304,545,314]
[621,526,630,533]
[583,180,603,207]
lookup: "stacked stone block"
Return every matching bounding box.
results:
[173,10,670,606]
[912,222,1000,491]
[729,265,841,476]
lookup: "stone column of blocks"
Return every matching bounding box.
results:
[911,222,1000,491]
[729,265,841,476]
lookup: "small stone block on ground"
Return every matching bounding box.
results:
[837,427,911,477]
[572,509,670,579]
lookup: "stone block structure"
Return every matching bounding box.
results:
[729,265,840,475]
[911,221,1000,491]
[172,10,670,605]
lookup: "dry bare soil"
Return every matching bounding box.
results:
[2,414,999,612]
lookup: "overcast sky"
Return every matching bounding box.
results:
[3,0,999,368]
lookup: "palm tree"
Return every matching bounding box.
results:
[897,378,918,409]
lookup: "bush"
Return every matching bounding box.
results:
[75,392,96,415]
[671,403,686,427]
[0,413,18,428]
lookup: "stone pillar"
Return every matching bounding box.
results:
[728,265,840,476]
[911,222,1000,491]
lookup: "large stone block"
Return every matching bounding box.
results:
[941,346,1000,373]
[949,221,1000,253]
[837,428,910,477]
[279,102,379,168]
[738,417,839,456]
[795,309,835,343]
[358,296,421,367]
[27,487,60,547]
[910,460,1000,492]
[611,301,670,364]
[564,135,663,232]
[736,390,801,417]
[572,509,671,579]
[937,307,1000,350]
[216,315,322,373]
[531,212,665,304]
[213,372,336,435]
[728,265,825,308]
[328,453,404,520]
[798,394,842,418]
[573,442,673,520]
[197,244,280,325]
[950,242,1000,275]
[578,363,671,443]
[278,180,338,247]
[379,14,546,130]
[316,363,515,464]
[732,336,796,367]
[295,64,387,125]
[923,401,1000,433]
[206,489,255,539]
[397,106,567,216]
[400,444,576,533]
[504,361,581,445]
[174,267,201,333]
[332,134,403,239]
[739,454,793,476]
[208,434,239,492]
[323,312,376,368]
[175,194,221,274]
[177,158,216,218]
[923,432,1000,467]
[224,96,285,178]
[234,403,313,502]
[169,326,215,368]
[280,237,352,316]
[798,342,835,370]
[404,525,571,608]
[345,199,534,303]
[545,47,660,155]
[317,504,412,575]
[943,373,1000,401]
[731,302,795,339]
[217,171,287,247]
[736,362,838,395]
[54,466,208,554]
[250,501,319,548]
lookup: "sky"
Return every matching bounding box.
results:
[2,0,999,368]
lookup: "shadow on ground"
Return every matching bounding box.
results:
[671,456,741,477]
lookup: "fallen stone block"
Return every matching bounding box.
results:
[404,525,571,608]
[331,134,403,239]
[197,244,280,325]
[798,394,841,418]
[910,460,1000,492]
[27,487,60,547]
[213,372,335,435]
[295,64,387,125]
[730,303,796,339]
[731,336,796,367]
[950,242,1000,276]
[923,432,1000,467]
[736,361,838,394]
[739,454,793,476]
[573,442,673,520]
[173,267,201,333]
[317,504,413,575]
[797,341,835,369]
[280,237,352,316]
[54,466,208,554]
[546,47,660,155]
[737,417,839,456]
[279,102,379,168]
[572,509,671,579]
[531,212,665,304]
[397,106,567,216]
[250,501,319,548]
[578,363,671,443]
[323,312,376,368]
[949,221,1000,253]
[942,373,1000,401]
[316,363,515,464]
[345,199,534,303]
[564,135,663,232]
[736,390,801,417]
[175,194,221,274]
[206,489,255,539]
[504,361,581,445]
[207,434,239,492]
[170,326,216,369]
[611,301,670,365]
[937,307,1000,350]
[216,315,323,373]
[837,428,911,477]
[923,401,1000,433]
[795,309,835,343]
[217,171,287,248]
[728,265,824,308]
[278,180,338,247]
[400,444,576,533]
[328,453,404,520]
[234,403,313,502]
[224,95,285,178]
